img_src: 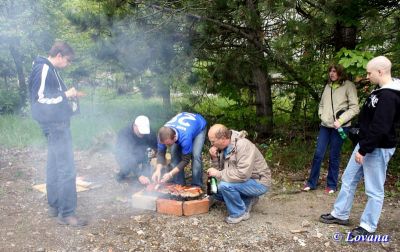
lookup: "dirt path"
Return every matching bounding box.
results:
[0,147,399,251]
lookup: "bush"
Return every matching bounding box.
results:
[0,88,20,114]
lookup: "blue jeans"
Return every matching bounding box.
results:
[170,128,206,187]
[307,126,347,190]
[40,121,77,217]
[331,144,395,232]
[213,179,268,218]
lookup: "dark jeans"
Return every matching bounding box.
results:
[307,126,348,190]
[40,121,77,217]
[117,157,151,179]
[170,128,206,187]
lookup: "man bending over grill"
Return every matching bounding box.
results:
[152,112,207,187]
[115,115,157,184]
[207,124,271,224]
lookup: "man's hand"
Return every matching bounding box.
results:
[65,87,85,98]
[207,168,221,179]
[209,146,219,160]
[65,87,77,98]
[355,152,364,165]
[152,168,162,183]
[161,172,173,183]
[333,120,342,129]
[138,175,150,185]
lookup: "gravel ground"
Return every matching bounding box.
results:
[0,147,399,252]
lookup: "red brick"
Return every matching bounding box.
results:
[156,198,183,216]
[183,198,209,216]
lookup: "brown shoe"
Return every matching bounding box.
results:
[58,215,88,227]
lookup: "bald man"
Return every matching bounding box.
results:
[320,56,400,237]
[207,124,271,224]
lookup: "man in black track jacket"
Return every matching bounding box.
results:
[29,41,87,227]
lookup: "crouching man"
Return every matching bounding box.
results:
[207,124,271,224]
[115,115,157,184]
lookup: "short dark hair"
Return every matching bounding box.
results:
[48,41,74,58]
[158,126,176,142]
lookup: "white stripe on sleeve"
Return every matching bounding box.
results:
[37,64,64,104]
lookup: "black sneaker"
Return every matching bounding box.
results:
[350,226,373,238]
[319,213,350,226]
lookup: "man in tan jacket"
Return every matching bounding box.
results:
[207,124,271,224]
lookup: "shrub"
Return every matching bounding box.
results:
[0,88,20,114]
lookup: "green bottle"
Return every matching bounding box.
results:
[337,127,347,140]
[210,177,218,194]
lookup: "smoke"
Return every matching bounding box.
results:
[1,0,195,218]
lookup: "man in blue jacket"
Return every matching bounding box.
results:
[320,56,400,237]
[152,112,207,187]
[29,41,87,227]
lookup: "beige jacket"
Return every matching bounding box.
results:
[318,80,359,128]
[210,130,271,187]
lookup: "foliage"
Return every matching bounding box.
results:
[0,88,20,114]
[180,94,261,138]
[0,89,167,149]
[266,137,314,172]
[0,114,43,147]
[335,48,374,77]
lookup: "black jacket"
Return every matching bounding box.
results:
[28,56,72,123]
[115,123,157,176]
[358,79,400,155]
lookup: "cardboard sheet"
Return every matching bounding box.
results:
[33,177,94,194]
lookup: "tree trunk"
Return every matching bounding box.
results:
[245,0,273,137]
[290,87,304,124]
[334,22,357,51]
[159,83,171,110]
[252,66,273,137]
[9,45,26,110]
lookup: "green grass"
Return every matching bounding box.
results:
[0,90,170,150]
[0,114,44,147]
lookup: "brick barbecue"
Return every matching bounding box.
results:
[132,183,210,216]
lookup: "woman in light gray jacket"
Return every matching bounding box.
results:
[303,64,359,194]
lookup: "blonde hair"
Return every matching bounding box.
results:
[367,56,392,74]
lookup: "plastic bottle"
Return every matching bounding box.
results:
[337,127,347,140]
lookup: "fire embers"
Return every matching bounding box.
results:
[145,183,203,200]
